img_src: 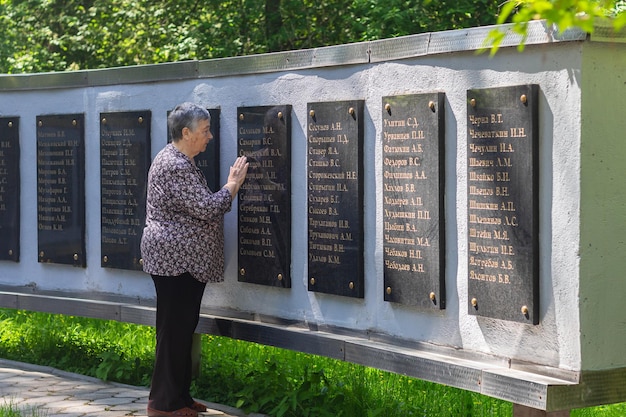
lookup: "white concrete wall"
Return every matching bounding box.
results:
[0,40,587,371]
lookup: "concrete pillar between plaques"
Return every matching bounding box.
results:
[513,404,570,417]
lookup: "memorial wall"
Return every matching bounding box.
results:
[1,21,626,382]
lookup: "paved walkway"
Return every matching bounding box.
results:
[0,359,264,417]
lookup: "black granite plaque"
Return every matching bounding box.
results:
[37,114,86,266]
[168,108,221,192]
[237,105,292,288]
[100,111,151,270]
[467,85,539,324]
[382,93,445,309]
[0,118,20,262]
[307,100,364,298]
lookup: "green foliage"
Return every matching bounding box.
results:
[0,0,205,72]
[485,0,626,54]
[350,0,499,41]
[0,0,501,73]
[3,0,624,73]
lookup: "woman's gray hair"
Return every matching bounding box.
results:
[168,102,211,142]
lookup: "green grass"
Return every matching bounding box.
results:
[0,308,625,416]
[0,399,48,417]
[0,309,155,385]
[194,336,511,417]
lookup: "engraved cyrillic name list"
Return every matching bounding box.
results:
[237,105,292,287]
[307,100,364,298]
[100,112,151,270]
[382,94,445,308]
[467,85,539,324]
[37,115,85,266]
[0,118,19,262]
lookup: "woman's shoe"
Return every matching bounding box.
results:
[189,401,208,412]
[146,406,198,417]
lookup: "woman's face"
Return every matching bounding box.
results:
[187,119,212,156]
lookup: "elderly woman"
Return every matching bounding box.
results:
[141,102,248,417]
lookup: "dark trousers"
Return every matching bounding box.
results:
[149,272,206,411]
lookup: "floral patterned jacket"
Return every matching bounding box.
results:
[141,143,232,283]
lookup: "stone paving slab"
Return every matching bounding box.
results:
[0,359,265,417]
